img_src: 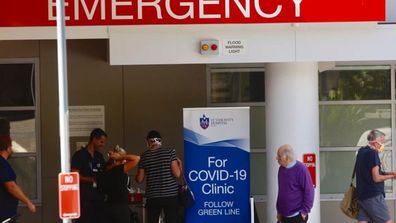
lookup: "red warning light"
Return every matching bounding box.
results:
[200,40,219,55]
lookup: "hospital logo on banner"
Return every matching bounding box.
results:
[200,115,210,129]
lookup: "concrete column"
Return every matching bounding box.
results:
[265,62,320,223]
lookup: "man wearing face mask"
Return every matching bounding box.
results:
[135,130,181,223]
[356,129,396,223]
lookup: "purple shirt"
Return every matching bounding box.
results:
[276,160,314,217]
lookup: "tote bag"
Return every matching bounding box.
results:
[178,171,196,208]
[340,160,359,219]
[340,183,359,219]
[179,184,196,208]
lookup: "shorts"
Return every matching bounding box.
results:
[358,194,391,223]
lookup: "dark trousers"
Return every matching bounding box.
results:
[73,200,105,223]
[146,196,179,223]
[280,214,308,223]
[105,203,130,223]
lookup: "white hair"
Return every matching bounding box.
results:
[114,145,126,155]
[367,129,385,142]
[278,144,295,161]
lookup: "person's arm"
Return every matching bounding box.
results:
[109,152,140,173]
[135,168,145,183]
[71,168,96,183]
[301,166,314,218]
[383,171,396,176]
[4,181,36,213]
[372,165,395,182]
[71,152,96,184]
[171,159,181,179]
[276,169,282,222]
[122,155,140,173]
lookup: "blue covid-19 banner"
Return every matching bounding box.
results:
[183,107,250,223]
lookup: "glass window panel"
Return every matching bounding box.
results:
[0,111,36,153]
[319,68,391,101]
[320,105,391,147]
[211,71,264,103]
[250,152,266,195]
[0,63,35,106]
[250,106,265,148]
[8,156,37,199]
[320,151,356,194]
[321,151,392,194]
[379,150,393,192]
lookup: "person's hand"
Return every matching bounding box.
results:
[27,201,36,213]
[110,152,122,160]
[277,214,282,222]
[301,213,307,221]
[386,171,396,179]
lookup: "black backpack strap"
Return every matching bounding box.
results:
[352,160,357,179]
[350,155,357,186]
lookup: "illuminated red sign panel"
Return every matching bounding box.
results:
[0,0,385,27]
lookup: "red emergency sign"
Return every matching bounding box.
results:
[303,153,316,188]
[58,172,80,219]
[0,0,385,27]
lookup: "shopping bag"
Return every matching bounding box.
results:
[340,183,359,219]
[179,184,195,208]
[340,155,359,219]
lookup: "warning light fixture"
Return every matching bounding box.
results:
[201,44,209,51]
[200,40,219,55]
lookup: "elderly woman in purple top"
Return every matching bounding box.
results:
[276,144,314,223]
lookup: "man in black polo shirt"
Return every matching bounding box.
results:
[71,128,107,223]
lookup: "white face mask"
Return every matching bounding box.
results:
[147,138,162,148]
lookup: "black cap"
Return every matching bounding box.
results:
[146,130,161,140]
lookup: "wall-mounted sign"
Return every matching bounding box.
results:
[69,105,105,137]
[0,0,385,27]
[303,153,316,188]
[223,40,246,55]
[59,172,80,219]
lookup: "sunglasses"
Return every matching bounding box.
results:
[148,138,162,143]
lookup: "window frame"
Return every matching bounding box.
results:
[207,64,266,202]
[250,149,267,202]
[207,63,396,202]
[206,64,266,107]
[319,64,396,200]
[0,58,42,204]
